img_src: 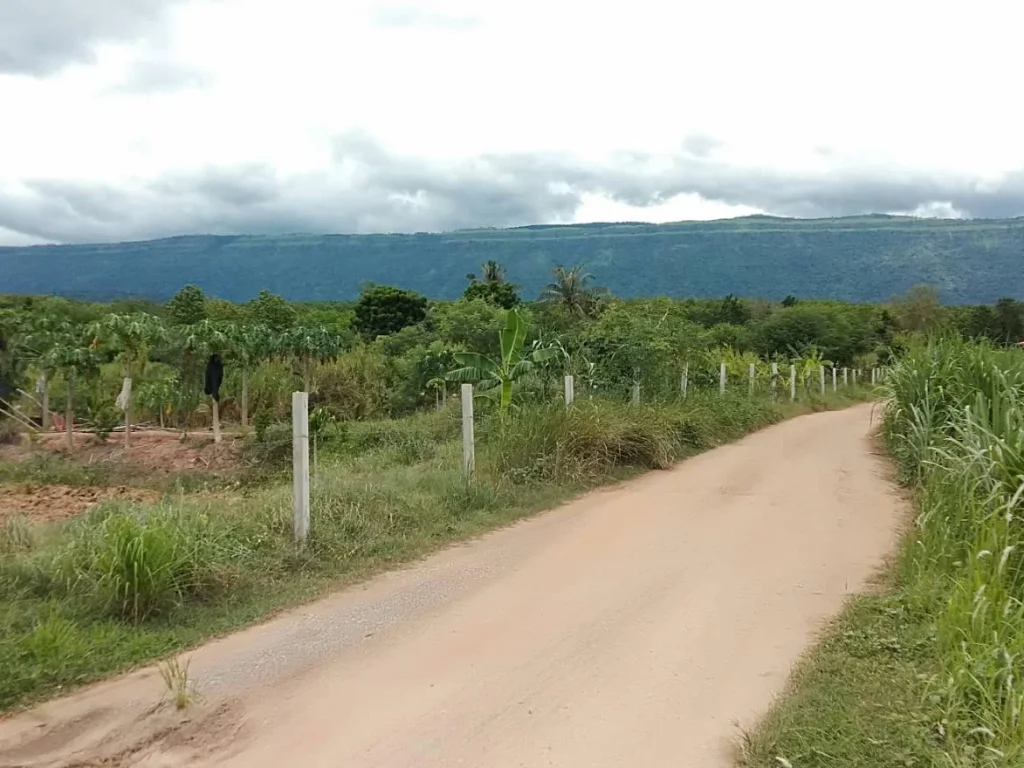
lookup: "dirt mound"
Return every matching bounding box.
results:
[0,484,160,524]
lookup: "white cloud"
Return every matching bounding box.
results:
[1,0,1023,244]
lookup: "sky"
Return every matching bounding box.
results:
[1,0,1023,246]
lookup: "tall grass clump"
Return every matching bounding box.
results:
[883,337,1024,764]
[51,503,244,621]
[490,392,779,483]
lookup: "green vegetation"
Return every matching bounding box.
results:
[741,338,1024,767]
[2,268,1017,718]
[3,215,1024,304]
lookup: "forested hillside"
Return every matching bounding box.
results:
[2,215,1022,303]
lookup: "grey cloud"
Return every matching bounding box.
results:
[3,135,1024,245]
[0,0,187,76]
[107,57,210,94]
[369,4,479,30]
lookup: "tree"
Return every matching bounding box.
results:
[781,295,798,308]
[224,323,275,427]
[993,297,1024,343]
[895,284,942,333]
[249,289,296,332]
[280,326,343,391]
[174,320,230,441]
[463,261,521,309]
[22,315,72,431]
[43,330,99,449]
[353,285,428,340]
[715,294,752,326]
[755,307,831,361]
[90,313,166,447]
[166,285,207,325]
[541,265,602,319]
[446,309,558,418]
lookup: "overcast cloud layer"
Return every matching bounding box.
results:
[1,0,1023,245]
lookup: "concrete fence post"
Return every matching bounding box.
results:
[292,392,310,544]
[461,383,475,476]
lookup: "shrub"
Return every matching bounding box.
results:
[54,504,241,621]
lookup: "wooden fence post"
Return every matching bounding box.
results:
[819,365,826,395]
[292,392,310,544]
[719,362,727,395]
[843,367,849,386]
[681,363,689,399]
[789,364,796,402]
[749,363,755,396]
[631,382,641,406]
[461,383,475,476]
[832,367,837,392]
[771,362,778,398]
[564,374,575,407]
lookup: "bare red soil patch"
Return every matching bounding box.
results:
[0,484,160,524]
[1,430,244,475]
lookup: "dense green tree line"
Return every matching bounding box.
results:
[0,270,1021,432]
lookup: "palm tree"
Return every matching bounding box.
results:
[481,260,505,283]
[542,265,599,318]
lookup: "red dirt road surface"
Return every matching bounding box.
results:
[0,404,903,768]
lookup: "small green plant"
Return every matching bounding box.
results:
[253,405,272,443]
[158,655,194,711]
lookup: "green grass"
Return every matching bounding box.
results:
[740,339,1024,768]
[0,389,870,712]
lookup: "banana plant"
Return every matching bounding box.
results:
[789,344,834,392]
[446,308,559,417]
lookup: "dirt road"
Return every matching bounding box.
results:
[0,404,903,768]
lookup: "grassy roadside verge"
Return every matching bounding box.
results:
[740,340,1024,768]
[1,390,869,712]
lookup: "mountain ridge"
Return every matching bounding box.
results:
[2,215,1022,304]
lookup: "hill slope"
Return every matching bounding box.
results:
[1,215,1022,303]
